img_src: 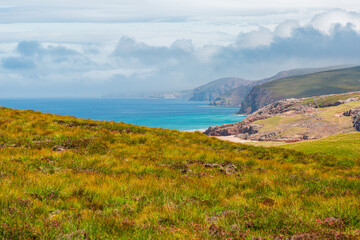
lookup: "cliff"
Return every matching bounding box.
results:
[189,77,252,101]
[209,85,251,107]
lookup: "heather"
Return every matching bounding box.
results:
[0,107,359,239]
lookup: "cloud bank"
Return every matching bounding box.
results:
[0,9,360,97]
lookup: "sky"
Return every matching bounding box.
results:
[1,1,360,97]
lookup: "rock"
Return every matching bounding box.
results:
[221,163,237,175]
[208,224,225,236]
[343,106,360,116]
[203,163,220,168]
[180,169,192,174]
[258,132,277,141]
[262,197,275,206]
[343,107,360,131]
[353,114,360,131]
[53,146,66,152]
[318,97,360,108]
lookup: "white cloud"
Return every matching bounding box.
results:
[311,9,360,33]
[0,8,360,97]
[274,20,300,38]
[236,27,274,48]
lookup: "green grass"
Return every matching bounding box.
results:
[261,66,360,99]
[253,115,305,133]
[0,107,359,239]
[280,132,360,163]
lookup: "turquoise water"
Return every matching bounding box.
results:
[0,98,245,131]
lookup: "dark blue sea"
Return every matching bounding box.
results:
[0,98,245,131]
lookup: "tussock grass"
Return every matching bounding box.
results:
[0,107,359,239]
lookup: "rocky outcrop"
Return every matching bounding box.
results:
[343,106,360,131]
[206,92,360,142]
[354,115,360,131]
[318,97,360,108]
[343,106,360,116]
[205,98,307,136]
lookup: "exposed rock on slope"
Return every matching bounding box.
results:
[343,106,360,131]
[239,66,360,114]
[190,77,252,101]
[210,86,250,107]
[205,92,360,142]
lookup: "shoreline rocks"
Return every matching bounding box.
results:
[205,93,360,142]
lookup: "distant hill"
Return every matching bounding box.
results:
[211,65,352,107]
[240,66,360,114]
[189,77,252,101]
[148,90,193,99]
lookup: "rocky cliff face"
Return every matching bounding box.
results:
[238,86,283,114]
[189,77,251,102]
[210,85,251,107]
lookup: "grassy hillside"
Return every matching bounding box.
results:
[262,66,360,98]
[240,66,360,113]
[0,107,360,239]
[280,132,360,162]
[211,66,349,107]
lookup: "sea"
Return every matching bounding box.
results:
[0,98,245,131]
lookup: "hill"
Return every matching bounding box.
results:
[240,66,360,114]
[0,107,359,239]
[148,90,193,99]
[210,65,350,107]
[206,91,360,142]
[189,77,252,101]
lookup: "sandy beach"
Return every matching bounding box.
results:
[214,135,256,143]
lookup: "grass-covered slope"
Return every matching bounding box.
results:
[280,132,360,162]
[0,107,360,239]
[241,66,360,113]
[263,66,360,98]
